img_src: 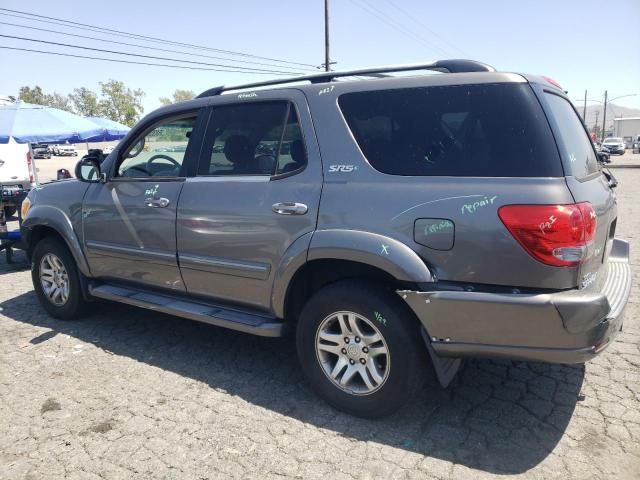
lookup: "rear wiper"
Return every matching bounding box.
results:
[602,168,618,189]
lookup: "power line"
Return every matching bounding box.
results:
[0,21,308,72]
[348,0,448,56]
[0,46,294,75]
[0,34,300,75]
[384,0,468,57]
[0,7,317,68]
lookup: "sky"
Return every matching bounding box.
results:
[0,0,639,117]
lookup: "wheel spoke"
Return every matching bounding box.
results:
[340,363,358,386]
[346,313,365,338]
[317,342,342,356]
[365,358,384,385]
[330,357,348,379]
[367,345,387,358]
[358,365,375,390]
[363,331,382,344]
[317,330,343,345]
[47,285,59,300]
[336,313,350,336]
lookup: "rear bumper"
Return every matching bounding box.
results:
[399,238,632,364]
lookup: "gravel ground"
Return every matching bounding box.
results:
[0,170,639,480]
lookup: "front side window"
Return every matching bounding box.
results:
[338,83,562,177]
[118,116,197,178]
[201,101,306,176]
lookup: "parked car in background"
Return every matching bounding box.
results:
[633,135,640,154]
[601,137,626,155]
[21,60,632,417]
[32,143,51,159]
[52,144,77,156]
[102,145,116,155]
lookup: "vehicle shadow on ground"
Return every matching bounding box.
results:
[0,289,584,474]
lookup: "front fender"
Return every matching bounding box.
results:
[22,204,91,276]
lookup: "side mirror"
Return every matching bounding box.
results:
[75,156,103,183]
[597,152,610,164]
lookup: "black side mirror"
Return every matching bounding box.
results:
[75,156,103,183]
[597,152,610,164]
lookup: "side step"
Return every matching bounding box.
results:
[89,283,286,337]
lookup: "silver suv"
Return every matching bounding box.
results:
[21,60,632,417]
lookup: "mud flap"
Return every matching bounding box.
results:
[420,327,462,388]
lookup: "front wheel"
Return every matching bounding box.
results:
[31,236,87,320]
[3,206,17,218]
[296,280,426,418]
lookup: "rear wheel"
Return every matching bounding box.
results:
[31,236,87,320]
[296,280,425,418]
[3,206,17,218]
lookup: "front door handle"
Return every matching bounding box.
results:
[145,197,170,208]
[272,202,308,215]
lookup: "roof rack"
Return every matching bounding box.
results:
[196,59,495,98]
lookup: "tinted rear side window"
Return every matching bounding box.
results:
[338,83,562,177]
[543,93,598,178]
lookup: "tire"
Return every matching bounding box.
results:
[3,206,17,218]
[296,280,425,418]
[31,236,87,320]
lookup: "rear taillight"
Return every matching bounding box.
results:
[498,203,596,267]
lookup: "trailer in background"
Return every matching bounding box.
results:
[613,117,640,149]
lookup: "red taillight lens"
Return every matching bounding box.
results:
[498,203,596,267]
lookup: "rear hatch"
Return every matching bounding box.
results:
[534,86,617,290]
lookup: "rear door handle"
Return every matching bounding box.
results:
[145,197,170,208]
[272,202,308,215]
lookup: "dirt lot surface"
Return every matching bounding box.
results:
[0,170,639,479]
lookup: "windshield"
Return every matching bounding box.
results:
[603,138,622,143]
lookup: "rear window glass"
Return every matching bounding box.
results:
[543,93,598,177]
[338,83,562,177]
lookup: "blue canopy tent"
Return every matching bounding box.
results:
[0,102,105,144]
[86,116,130,141]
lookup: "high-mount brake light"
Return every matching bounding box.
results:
[542,76,563,90]
[498,203,596,267]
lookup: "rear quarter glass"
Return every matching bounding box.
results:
[542,92,599,178]
[338,83,562,177]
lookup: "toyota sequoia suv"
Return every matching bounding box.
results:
[21,60,632,417]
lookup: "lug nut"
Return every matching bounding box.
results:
[344,337,350,343]
[355,336,360,343]
[349,359,355,365]
[341,348,347,354]
[362,347,369,353]
[360,358,366,365]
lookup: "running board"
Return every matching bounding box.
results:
[89,284,286,337]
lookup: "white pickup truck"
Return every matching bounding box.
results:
[0,139,31,218]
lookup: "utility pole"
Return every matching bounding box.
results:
[583,90,587,122]
[601,90,608,142]
[324,0,330,72]
[594,111,599,137]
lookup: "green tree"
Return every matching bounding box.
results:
[18,85,73,112]
[69,87,101,116]
[159,89,195,105]
[18,85,48,105]
[98,79,145,127]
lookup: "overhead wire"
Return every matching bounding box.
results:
[348,0,449,56]
[0,21,310,72]
[0,46,294,75]
[0,7,317,68]
[384,0,469,57]
[0,34,301,75]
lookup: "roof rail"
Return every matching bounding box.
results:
[196,59,495,98]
